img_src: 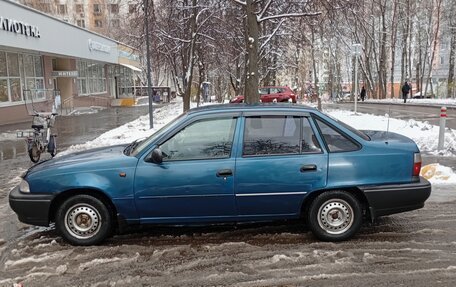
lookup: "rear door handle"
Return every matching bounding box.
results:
[300,164,317,172]
[216,169,233,177]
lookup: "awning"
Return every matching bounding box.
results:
[120,63,142,72]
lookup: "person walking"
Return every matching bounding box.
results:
[401,81,411,103]
[360,86,366,102]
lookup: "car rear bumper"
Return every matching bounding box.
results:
[9,185,53,226]
[360,177,431,219]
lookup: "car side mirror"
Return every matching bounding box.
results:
[150,148,163,164]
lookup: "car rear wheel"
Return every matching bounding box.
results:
[307,190,362,241]
[56,194,113,245]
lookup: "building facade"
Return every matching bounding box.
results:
[16,0,138,38]
[0,0,141,125]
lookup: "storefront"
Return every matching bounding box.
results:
[0,0,141,125]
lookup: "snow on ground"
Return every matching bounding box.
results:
[326,109,456,156]
[60,99,456,185]
[366,98,456,106]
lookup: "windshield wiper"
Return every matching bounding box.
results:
[123,138,143,156]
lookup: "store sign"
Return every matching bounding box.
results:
[52,71,79,77]
[88,39,111,54]
[119,50,140,62]
[0,16,40,38]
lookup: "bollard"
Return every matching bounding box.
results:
[438,106,447,150]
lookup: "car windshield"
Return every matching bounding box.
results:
[323,113,371,141]
[129,113,186,157]
[259,88,269,95]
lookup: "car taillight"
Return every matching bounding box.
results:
[413,152,422,177]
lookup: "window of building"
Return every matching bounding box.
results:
[77,61,107,95]
[110,4,119,14]
[58,4,67,15]
[77,19,85,28]
[95,20,103,27]
[160,118,237,161]
[129,4,135,13]
[93,4,101,14]
[111,19,120,28]
[75,4,84,14]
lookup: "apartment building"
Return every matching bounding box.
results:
[16,0,138,38]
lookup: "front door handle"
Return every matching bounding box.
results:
[216,169,233,177]
[300,164,317,172]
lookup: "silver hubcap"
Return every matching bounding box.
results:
[65,203,101,239]
[317,199,354,234]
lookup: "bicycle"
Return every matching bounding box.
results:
[27,112,58,163]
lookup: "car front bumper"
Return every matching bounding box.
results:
[360,177,431,220]
[9,185,53,226]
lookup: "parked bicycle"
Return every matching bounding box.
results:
[27,112,58,163]
[21,89,60,163]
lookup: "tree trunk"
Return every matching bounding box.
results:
[244,0,260,103]
[183,0,198,112]
[424,0,442,99]
[448,28,456,98]
[390,0,398,99]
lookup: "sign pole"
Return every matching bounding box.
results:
[144,0,153,129]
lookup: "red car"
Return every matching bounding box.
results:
[230,86,297,103]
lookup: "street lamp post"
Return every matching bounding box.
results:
[352,43,362,114]
[144,0,153,128]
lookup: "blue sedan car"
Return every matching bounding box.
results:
[9,104,431,245]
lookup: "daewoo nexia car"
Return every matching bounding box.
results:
[230,86,297,103]
[10,104,431,245]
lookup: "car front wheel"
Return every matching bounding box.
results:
[56,194,113,245]
[307,190,362,241]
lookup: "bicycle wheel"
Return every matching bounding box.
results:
[28,142,41,163]
[48,135,57,157]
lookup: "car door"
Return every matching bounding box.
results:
[134,115,240,223]
[234,113,328,217]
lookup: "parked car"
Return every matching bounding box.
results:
[412,91,433,99]
[10,104,431,245]
[230,86,297,103]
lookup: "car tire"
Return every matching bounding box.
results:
[307,190,362,241]
[55,194,113,246]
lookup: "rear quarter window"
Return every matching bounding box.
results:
[314,118,360,152]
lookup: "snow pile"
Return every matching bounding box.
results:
[420,164,456,185]
[326,109,456,156]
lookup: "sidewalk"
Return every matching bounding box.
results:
[0,105,152,161]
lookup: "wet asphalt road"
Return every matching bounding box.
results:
[0,103,455,286]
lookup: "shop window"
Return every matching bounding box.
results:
[95,20,103,27]
[0,80,8,102]
[0,52,7,77]
[7,53,19,77]
[77,60,107,95]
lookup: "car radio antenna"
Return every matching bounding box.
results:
[385,102,391,145]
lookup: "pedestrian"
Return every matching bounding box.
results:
[360,86,366,102]
[401,81,411,103]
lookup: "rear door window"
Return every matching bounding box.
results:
[243,116,300,156]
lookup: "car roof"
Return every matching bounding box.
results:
[186,103,318,115]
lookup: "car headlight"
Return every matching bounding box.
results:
[19,180,30,193]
